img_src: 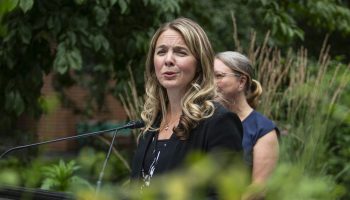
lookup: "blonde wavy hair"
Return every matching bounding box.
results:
[215,51,263,109]
[141,17,216,140]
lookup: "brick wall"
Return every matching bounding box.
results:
[35,73,128,152]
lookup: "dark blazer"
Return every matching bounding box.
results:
[130,102,243,179]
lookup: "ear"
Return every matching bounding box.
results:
[238,76,247,91]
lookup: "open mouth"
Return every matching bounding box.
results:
[163,71,178,78]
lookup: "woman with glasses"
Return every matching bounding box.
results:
[214,51,279,186]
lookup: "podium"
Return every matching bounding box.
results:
[0,185,74,200]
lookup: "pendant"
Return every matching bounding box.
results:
[165,125,169,131]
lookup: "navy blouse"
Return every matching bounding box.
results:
[242,110,278,166]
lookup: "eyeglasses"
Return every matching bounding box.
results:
[214,71,242,80]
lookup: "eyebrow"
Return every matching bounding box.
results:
[155,45,189,51]
[214,71,228,74]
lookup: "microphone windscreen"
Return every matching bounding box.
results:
[131,120,145,129]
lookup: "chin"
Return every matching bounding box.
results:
[161,83,178,89]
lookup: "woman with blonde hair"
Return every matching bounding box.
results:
[131,18,243,189]
[214,51,279,185]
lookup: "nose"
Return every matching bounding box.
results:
[164,51,174,67]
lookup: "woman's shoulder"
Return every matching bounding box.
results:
[248,110,274,123]
[243,110,277,135]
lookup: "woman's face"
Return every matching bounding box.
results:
[214,58,242,99]
[154,29,197,94]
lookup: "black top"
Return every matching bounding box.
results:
[131,102,243,184]
[141,135,177,187]
[143,136,175,175]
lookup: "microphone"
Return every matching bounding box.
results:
[0,120,145,159]
[122,120,145,129]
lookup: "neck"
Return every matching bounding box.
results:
[162,89,184,127]
[158,91,182,139]
[166,89,185,116]
[228,94,253,121]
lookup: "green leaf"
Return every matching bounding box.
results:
[143,0,149,6]
[92,34,109,51]
[110,0,118,6]
[92,34,102,51]
[19,0,34,13]
[54,46,82,73]
[18,24,32,44]
[53,43,68,74]
[0,0,18,14]
[295,29,304,40]
[39,94,60,114]
[118,0,128,14]
[74,0,86,5]
[67,32,77,46]
[0,169,20,185]
[0,22,8,37]
[67,48,82,71]
[47,16,54,29]
[280,22,287,35]
[94,6,108,26]
[5,91,25,116]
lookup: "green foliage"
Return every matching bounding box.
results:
[0,149,129,193]
[245,0,350,45]
[71,154,344,200]
[76,147,130,182]
[41,160,92,192]
[19,0,34,13]
[251,0,304,44]
[244,34,350,198]
[266,164,345,200]
[0,0,18,35]
[305,0,350,33]
[38,94,61,114]
[53,44,82,74]
[0,157,49,188]
[0,0,183,133]
[0,168,20,186]
[325,80,350,199]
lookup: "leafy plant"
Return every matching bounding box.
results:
[41,160,92,192]
[72,153,344,200]
[76,145,131,183]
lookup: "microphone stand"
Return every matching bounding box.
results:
[0,127,118,159]
[95,128,119,197]
[93,120,144,197]
[0,120,144,159]
[0,120,144,198]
